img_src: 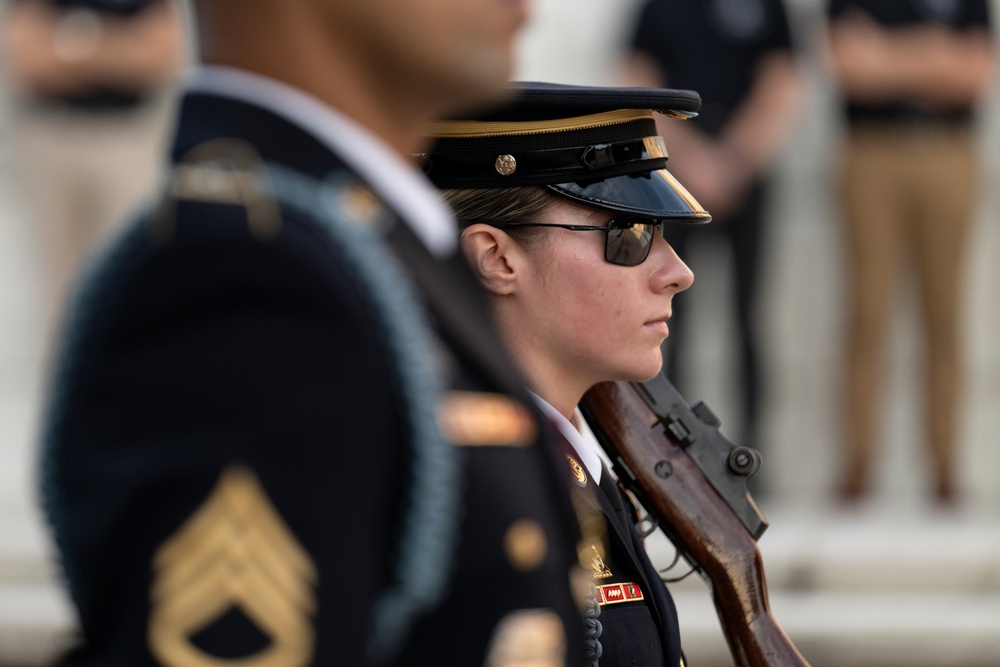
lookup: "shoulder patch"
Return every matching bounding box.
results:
[151,138,282,242]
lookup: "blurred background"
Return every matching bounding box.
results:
[1,0,999,664]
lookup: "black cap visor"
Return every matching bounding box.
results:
[548,167,710,223]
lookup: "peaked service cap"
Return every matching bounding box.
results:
[423,81,711,223]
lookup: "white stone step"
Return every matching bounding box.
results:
[4,502,1000,666]
[643,504,1000,666]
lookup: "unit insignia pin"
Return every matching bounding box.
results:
[590,544,613,580]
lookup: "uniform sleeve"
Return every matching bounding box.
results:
[44,207,405,665]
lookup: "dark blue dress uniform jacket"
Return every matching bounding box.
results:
[40,91,587,666]
[566,451,684,667]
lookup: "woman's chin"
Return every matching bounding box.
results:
[621,360,665,384]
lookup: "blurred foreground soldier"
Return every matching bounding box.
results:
[38,1,589,665]
[825,0,995,504]
[428,82,711,667]
[1,0,185,332]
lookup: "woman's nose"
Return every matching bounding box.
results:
[650,232,694,293]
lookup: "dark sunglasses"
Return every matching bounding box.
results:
[465,216,665,267]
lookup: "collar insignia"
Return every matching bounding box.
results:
[148,466,318,667]
[566,454,587,487]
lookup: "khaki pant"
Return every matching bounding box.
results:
[11,97,175,339]
[837,123,979,501]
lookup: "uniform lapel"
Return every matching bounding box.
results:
[594,468,663,625]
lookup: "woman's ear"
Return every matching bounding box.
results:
[460,224,520,295]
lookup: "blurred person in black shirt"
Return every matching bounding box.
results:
[619,0,803,462]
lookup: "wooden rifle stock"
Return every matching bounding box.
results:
[580,378,809,667]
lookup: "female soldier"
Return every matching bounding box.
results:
[425,82,710,667]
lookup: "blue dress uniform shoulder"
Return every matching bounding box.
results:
[39,146,462,665]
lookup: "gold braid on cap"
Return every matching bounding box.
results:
[431,109,656,138]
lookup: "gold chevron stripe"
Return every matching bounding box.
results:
[149,466,318,667]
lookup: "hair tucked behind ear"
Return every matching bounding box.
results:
[441,186,558,248]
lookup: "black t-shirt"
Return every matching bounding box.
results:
[628,0,795,135]
[49,0,161,15]
[827,0,990,29]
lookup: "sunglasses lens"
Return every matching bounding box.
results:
[605,218,657,266]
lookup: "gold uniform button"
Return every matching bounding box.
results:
[484,609,566,667]
[339,182,383,227]
[503,518,547,571]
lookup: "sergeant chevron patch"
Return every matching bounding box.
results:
[148,466,317,667]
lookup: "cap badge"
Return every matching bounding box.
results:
[495,154,517,176]
[566,454,588,486]
[148,466,317,667]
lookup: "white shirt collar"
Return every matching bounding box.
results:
[531,393,611,485]
[185,65,456,256]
